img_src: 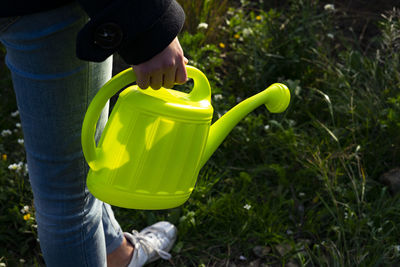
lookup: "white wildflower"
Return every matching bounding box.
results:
[213,94,223,101]
[242,28,253,37]
[18,138,24,145]
[299,192,305,197]
[324,4,335,11]
[243,204,251,210]
[197,22,208,30]
[19,259,25,263]
[327,33,334,39]
[11,110,19,117]
[0,263,6,267]
[15,123,21,128]
[288,120,296,127]
[264,125,270,131]
[239,255,247,261]
[20,205,30,214]
[8,163,20,171]
[8,161,24,172]
[1,129,12,137]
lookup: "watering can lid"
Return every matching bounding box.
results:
[119,85,214,121]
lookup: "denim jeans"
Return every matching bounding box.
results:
[0,3,124,266]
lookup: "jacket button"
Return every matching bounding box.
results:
[94,22,123,49]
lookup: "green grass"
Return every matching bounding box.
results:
[1,1,400,266]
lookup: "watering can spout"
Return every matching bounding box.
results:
[199,83,290,167]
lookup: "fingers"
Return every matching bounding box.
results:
[133,66,177,90]
[163,67,176,89]
[150,72,163,90]
[133,63,186,90]
[134,69,150,89]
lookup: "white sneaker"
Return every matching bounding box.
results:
[125,221,177,267]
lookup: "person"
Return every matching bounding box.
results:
[0,0,187,266]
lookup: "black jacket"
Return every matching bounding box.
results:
[1,0,185,65]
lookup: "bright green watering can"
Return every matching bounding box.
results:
[82,66,290,210]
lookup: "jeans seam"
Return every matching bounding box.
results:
[103,204,124,254]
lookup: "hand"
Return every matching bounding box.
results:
[132,37,188,90]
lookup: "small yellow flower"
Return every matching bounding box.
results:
[1,154,7,161]
[256,15,262,21]
[219,42,226,49]
[23,214,31,221]
[234,34,240,39]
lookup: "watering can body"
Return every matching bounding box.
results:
[82,66,290,210]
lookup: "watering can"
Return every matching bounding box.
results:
[82,65,290,210]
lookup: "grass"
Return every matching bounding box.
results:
[1,1,400,266]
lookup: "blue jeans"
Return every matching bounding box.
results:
[0,3,124,266]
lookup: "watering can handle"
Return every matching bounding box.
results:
[81,65,211,170]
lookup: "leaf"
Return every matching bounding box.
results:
[316,120,339,143]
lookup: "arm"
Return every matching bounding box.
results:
[76,0,187,88]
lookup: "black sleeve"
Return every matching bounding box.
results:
[75,0,185,65]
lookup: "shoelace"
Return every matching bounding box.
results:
[130,229,172,260]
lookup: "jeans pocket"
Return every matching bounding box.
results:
[0,16,20,33]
